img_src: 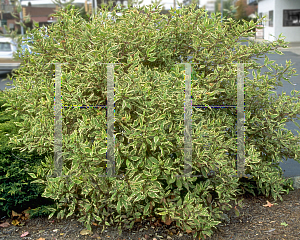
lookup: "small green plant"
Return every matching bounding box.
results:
[281,222,288,227]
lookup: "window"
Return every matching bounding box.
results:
[269,10,273,27]
[283,9,300,26]
[0,42,12,51]
[0,19,7,27]
[258,12,263,25]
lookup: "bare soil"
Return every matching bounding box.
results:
[1,188,300,240]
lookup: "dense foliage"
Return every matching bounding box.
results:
[0,90,56,219]
[1,3,300,239]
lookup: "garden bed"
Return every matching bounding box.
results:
[1,188,300,240]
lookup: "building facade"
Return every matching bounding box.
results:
[248,0,300,43]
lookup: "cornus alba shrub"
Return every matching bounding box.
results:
[2,3,300,239]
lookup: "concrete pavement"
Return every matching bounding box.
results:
[245,37,300,190]
[248,37,300,55]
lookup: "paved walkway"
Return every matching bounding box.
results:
[247,37,300,55]
[246,37,300,189]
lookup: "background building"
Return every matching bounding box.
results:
[248,0,300,43]
[0,0,261,34]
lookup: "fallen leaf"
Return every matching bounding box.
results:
[0,222,10,228]
[91,233,100,239]
[22,208,31,220]
[20,231,29,237]
[164,215,173,226]
[153,219,162,227]
[11,219,19,226]
[80,229,92,235]
[263,200,274,207]
[11,210,21,218]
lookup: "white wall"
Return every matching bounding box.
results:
[258,0,275,41]
[275,0,300,43]
[258,0,300,42]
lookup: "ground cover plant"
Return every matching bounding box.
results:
[1,2,300,239]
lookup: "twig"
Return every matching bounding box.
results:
[11,152,27,162]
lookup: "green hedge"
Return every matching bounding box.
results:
[0,89,56,219]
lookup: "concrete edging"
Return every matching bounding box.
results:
[284,176,300,190]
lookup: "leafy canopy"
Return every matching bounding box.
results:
[1,2,300,239]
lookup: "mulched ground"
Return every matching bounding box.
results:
[1,188,300,240]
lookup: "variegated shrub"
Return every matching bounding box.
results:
[1,2,300,239]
